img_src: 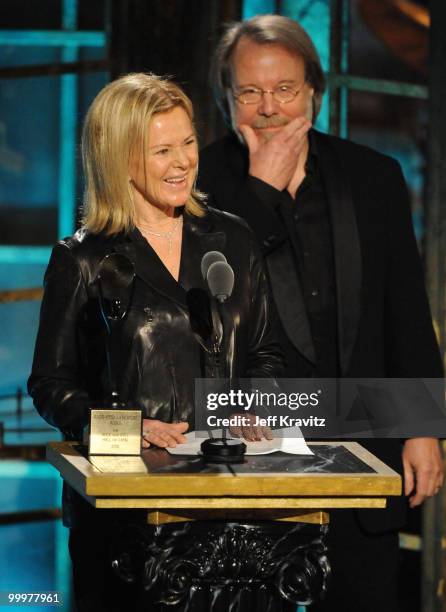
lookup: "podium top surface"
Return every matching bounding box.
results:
[47,441,401,499]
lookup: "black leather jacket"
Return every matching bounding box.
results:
[28,207,284,441]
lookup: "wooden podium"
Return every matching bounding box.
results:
[47,441,401,611]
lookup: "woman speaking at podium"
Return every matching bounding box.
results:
[28,73,283,610]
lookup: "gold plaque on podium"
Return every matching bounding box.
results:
[89,409,142,455]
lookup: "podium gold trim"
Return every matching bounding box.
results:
[46,441,401,519]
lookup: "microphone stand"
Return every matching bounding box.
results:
[98,289,126,408]
[88,253,141,456]
[201,294,246,464]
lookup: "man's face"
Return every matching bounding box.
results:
[229,37,314,142]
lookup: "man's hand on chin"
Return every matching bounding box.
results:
[238,116,311,191]
[402,437,444,508]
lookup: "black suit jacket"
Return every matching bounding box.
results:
[198,129,443,532]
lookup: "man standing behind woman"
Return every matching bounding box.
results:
[198,14,443,612]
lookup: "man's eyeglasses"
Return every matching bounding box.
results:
[233,85,302,105]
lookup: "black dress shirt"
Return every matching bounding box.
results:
[248,135,339,377]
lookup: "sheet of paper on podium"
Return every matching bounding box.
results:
[167,427,313,456]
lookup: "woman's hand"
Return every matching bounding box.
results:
[229,413,274,442]
[142,419,188,449]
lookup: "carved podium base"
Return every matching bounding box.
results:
[111,520,330,611]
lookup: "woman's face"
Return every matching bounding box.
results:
[129,106,198,213]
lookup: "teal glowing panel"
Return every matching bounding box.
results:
[63,0,78,30]
[58,53,78,238]
[0,247,51,264]
[280,0,330,134]
[0,69,59,211]
[0,260,45,416]
[279,0,330,71]
[243,0,276,19]
[0,462,71,610]
[58,0,78,239]
[0,30,105,46]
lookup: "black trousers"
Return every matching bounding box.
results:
[310,510,400,612]
[68,519,140,612]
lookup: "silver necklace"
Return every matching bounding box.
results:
[140,217,181,255]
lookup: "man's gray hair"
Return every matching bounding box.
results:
[211,14,326,124]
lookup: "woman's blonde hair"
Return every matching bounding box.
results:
[81,72,205,235]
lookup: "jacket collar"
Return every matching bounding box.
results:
[313,130,362,375]
[113,209,226,308]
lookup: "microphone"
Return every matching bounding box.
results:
[207,261,235,303]
[201,250,227,280]
[201,252,235,358]
[199,252,245,464]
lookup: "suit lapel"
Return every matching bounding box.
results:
[315,131,362,375]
